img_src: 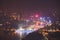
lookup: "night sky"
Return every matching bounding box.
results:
[0,0,60,17]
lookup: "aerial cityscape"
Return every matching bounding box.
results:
[0,0,60,40]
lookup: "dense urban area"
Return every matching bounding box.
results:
[0,0,60,40]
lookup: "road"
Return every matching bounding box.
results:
[0,28,60,40]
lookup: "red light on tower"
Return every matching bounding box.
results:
[35,14,39,17]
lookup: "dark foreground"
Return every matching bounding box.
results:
[0,30,60,40]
